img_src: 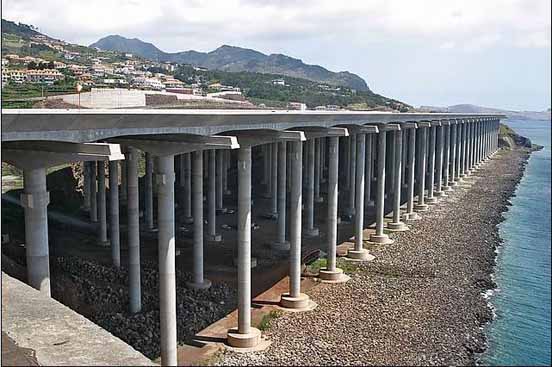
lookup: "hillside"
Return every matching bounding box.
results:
[90,35,370,91]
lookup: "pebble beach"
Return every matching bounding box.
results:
[220,147,531,366]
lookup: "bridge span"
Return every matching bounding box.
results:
[1,109,502,365]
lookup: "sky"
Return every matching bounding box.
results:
[2,0,551,111]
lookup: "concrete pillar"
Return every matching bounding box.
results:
[401,129,408,187]
[182,153,193,224]
[454,122,462,182]
[22,167,51,296]
[266,144,273,197]
[120,160,127,202]
[426,125,437,204]
[223,150,231,195]
[90,161,98,222]
[270,143,278,216]
[144,153,155,231]
[188,150,212,289]
[314,138,323,203]
[319,136,347,282]
[388,129,408,231]
[262,144,268,185]
[403,125,420,221]
[346,134,356,218]
[434,123,446,197]
[109,160,120,268]
[97,161,109,246]
[227,147,261,348]
[414,125,429,211]
[280,140,312,310]
[348,133,373,259]
[459,121,466,178]
[344,137,351,189]
[443,123,452,191]
[450,122,458,186]
[216,150,225,213]
[369,128,394,244]
[365,134,374,207]
[272,141,289,251]
[155,154,177,366]
[207,150,221,242]
[464,121,472,175]
[83,162,91,210]
[127,147,141,314]
[320,137,327,183]
[305,139,319,236]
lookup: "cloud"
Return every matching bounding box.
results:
[2,0,550,52]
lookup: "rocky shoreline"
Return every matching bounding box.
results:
[219,146,532,366]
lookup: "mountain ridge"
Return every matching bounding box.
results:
[418,104,551,121]
[90,35,370,91]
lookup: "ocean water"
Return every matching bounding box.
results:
[480,119,551,366]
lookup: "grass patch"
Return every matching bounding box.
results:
[258,309,283,331]
[336,258,360,273]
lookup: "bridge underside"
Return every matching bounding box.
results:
[1,109,502,365]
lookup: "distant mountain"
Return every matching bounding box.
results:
[418,104,551,121]
[90,35,370,91]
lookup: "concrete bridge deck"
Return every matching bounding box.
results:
[1,273,155,366]
[1,109,501,142]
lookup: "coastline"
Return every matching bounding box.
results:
[220,146,533,366]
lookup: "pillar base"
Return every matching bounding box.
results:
[449,181,458,187]
[227,327,261,349]
[207,233,222,242]
[181,216,194,224]
[414,203,429,212]
[425,196,438,204]
[314,196,324,203]
[98,240,110,247]
[186,279,212,290]
[270,241,290,251]
[345,249,375,261]
[386,221,409,232]
[280,292,311,310]
[403,212,421,221]
[369,233,394,245]
[216,208,228,215]
[434,191,446,197]
[442,185,453,192]
[304,227,319,237]
[318,268,349,283]
[233,257,258,268]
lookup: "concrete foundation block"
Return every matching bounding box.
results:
[207,233,222,242]
[233,257,257,268]
[414,203,429,212]
[345,249,375,261]
[227,327,261,349]
[181,216,194,224]
[425,196,438,204]
[369,233,394,245]
[304,227,319,237]
[318,268,350,283]
[434,191,447,197]
[386,221,409,232]
[442,185,453,192]
[403,212,421,221]
[280,292,315,311]
[270,241,290,251]
[98,240,110,247]
[186,279,212,290]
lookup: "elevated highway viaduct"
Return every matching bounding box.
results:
[1,109,502,365]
